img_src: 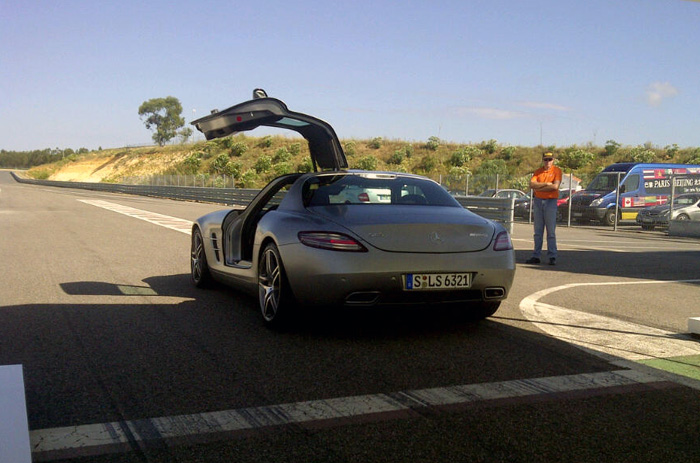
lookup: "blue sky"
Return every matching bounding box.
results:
[2,0,699,151]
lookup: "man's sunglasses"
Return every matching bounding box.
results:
[543,158,554,162]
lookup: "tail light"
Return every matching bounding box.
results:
[358,192,370,202]
[493,231,513,251]
[298,232,368,252]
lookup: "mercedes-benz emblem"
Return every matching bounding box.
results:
[429,231,443,244]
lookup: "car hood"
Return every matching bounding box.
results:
[641,205,670,214]
[309,206,497,252]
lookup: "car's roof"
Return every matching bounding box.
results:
[191,92,347,171]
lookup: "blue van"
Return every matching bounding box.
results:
[568,163,700,225]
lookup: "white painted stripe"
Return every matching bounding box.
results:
[520,280,700,363]
[30,369,665,459]
[0,365,32,463]
[79,199,192,234]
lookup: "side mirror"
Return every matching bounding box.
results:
[619,184,626,194]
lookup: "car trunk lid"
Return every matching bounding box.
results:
[309,206,496,252]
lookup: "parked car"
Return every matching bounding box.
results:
[189,90,516,327]
[635,193,700,230]
[478,189,528,200]
[515,190,573,220]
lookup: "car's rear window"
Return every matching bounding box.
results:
[302,174,460,207]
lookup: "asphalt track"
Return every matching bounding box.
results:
[2,170,700,462]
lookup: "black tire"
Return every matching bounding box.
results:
[641,224,655,231]
[677,213,690,221]
[191,228,213,287]
[258,242,296,326]
[464,301,501,321]
[602,209,617,226]
[556,209,563,222]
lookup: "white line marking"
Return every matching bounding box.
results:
[520,280,700,363]
[30,369,665,460]
[79,200,192,234]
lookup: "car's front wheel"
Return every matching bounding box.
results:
[602,209,617,226]
[258,242,296,326]
[676,213,690,221]
[191,228,213,287]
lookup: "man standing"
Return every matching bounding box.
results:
[526,152,562,265]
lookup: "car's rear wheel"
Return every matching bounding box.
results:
[641,224,655,231]
[258,242,296,326]
[191,228,212,287]
[458,301,501,321]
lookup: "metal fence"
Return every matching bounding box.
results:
[11,172,515,232]
[119,174,237,189]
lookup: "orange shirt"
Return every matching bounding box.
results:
[532,165,563,199]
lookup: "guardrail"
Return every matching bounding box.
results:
[11,173,515,233]
[454,196,515,234]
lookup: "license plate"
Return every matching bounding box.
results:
[641,217,653,223]
[405,273,471,290]
[573,212,583,217]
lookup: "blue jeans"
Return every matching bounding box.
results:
[532,197,558,259]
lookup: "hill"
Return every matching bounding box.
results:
[24,135,700,194]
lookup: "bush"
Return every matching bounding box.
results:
[604,140,620,157]
[230,141,248,157]
[500,146,516,160]
[418,154,438,173]
[211,154,231,174]
[387,149,405,165]
[449,148,470,167]
[479,139,498,154]
[296,156,314,173]
[182,154,201,174]
[239,170,259,188]
[288,143,301,156]
[254,155,272,173]
[426,136,441,151]
[367,137,383,149]
[344,141,356,156]
[273,162,293,176]
[258,136,273,148]
[354,155,378,170]
[273,147,291,163]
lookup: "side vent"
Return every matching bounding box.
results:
[211,233,221,262]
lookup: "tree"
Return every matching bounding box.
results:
[138,96,185,146]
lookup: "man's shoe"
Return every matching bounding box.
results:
[525,257,540,264]
[549,258,556,266]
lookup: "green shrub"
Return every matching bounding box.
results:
[296,156,314,173]
[354,155,378,170]
[273,147,291,163]
[387,149,405,165]
[418,154,438,172]
[288,143,301,156]
[254,155,272,173]
[258,136,273,148]
[344,141,356,156]
[367,137,383,149]
[426,136,441,151]
[182,153,201,174]
[230,141,248,157]
[273,162,293,176]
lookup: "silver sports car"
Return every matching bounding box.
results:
[190,90,516,326]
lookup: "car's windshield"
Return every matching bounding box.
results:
[585,173,620,192]
[302,174,461,207]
